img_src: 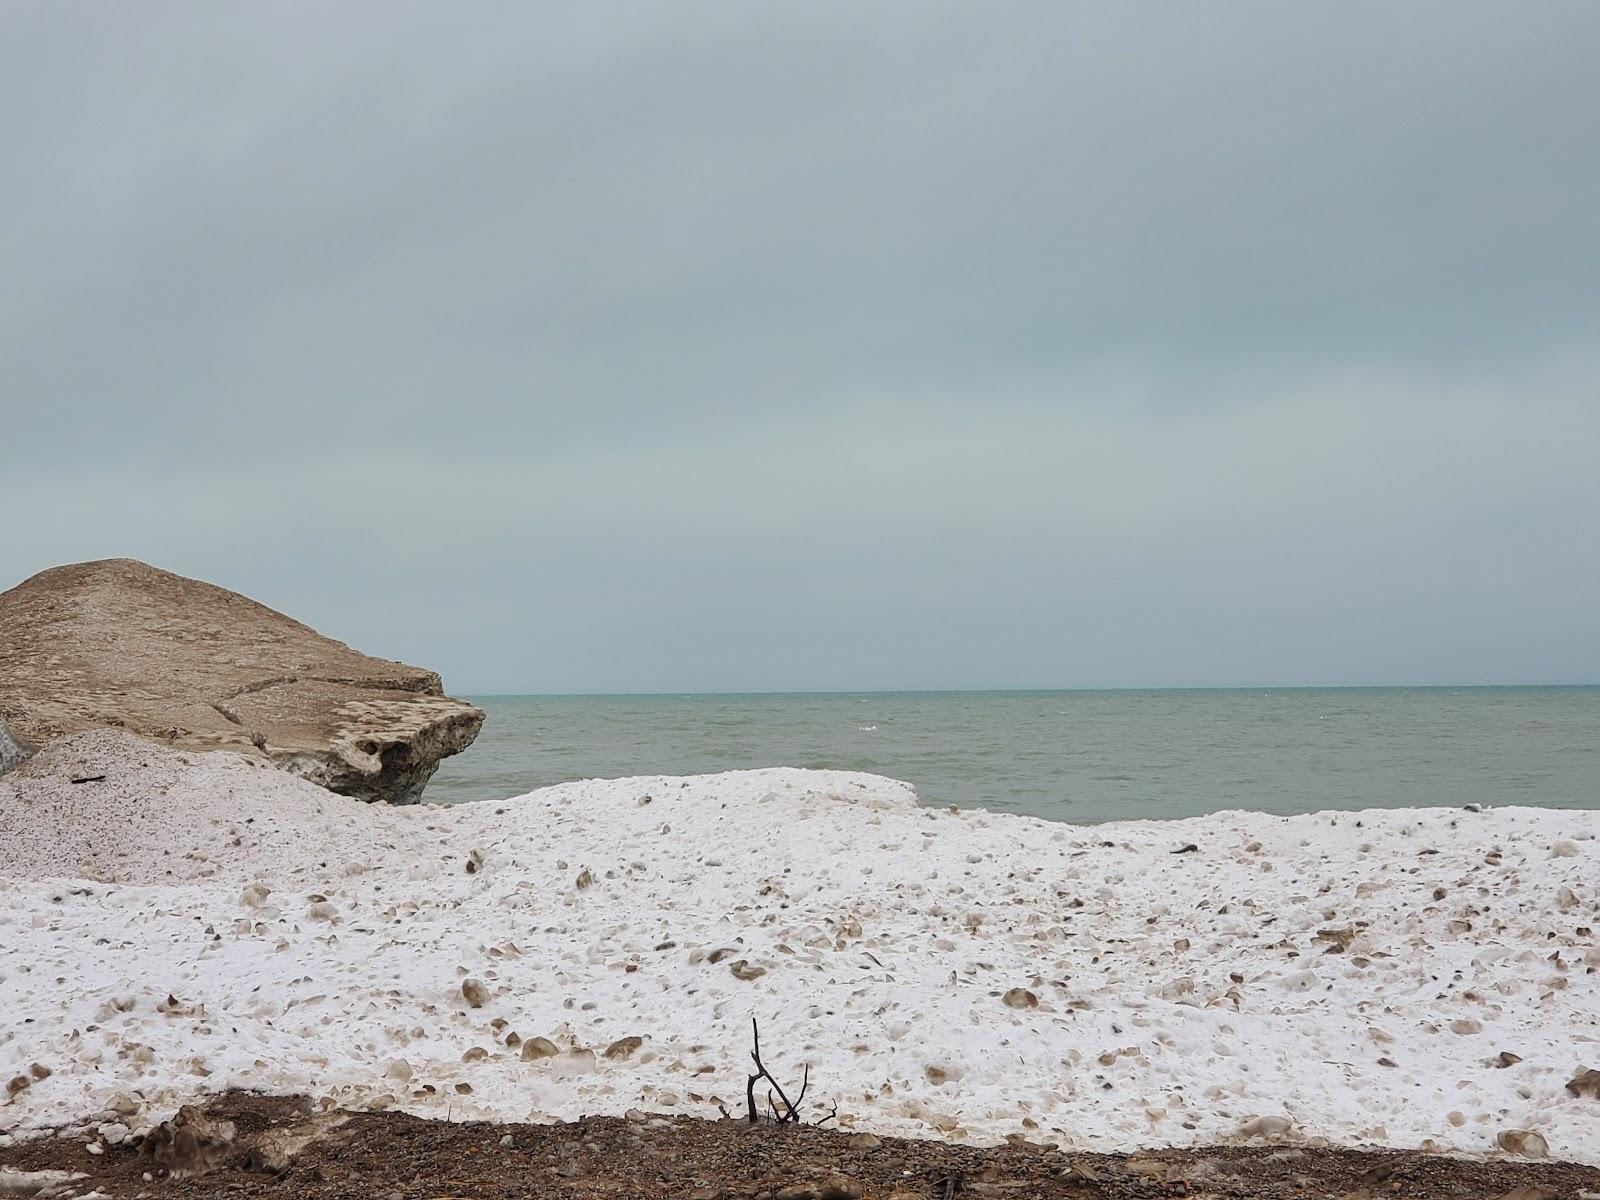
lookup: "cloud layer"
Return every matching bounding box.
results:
[4,2,1597,690]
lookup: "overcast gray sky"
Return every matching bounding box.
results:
[3,2,1597,693]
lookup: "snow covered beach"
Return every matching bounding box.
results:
[2,731,1596,1163]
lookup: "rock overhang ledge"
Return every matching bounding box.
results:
[0,557,484,803]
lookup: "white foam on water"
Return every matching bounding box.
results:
[1,731,1596,1161]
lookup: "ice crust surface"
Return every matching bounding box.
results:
[1,730,1595,1162]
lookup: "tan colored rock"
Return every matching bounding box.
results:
[107,1092,141,1118]
[0,559,482,803]
[240,1112,352,1175]
[604,1036,644,1060]
[1238,1114,1293,1139]
[520,1037,560,1060]
[1567,1067,1600,1099]
[1496,1129,1549,1158]
[141,1105,238,1180]
[776,1182,862,1200]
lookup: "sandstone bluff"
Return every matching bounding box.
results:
[0,559,483,802]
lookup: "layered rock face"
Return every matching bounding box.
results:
[0,559,483,802]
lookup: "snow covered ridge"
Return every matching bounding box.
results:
[1,731,1596,1163]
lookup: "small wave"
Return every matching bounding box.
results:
[858,724,878,732]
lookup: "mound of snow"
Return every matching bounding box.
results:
[0,730,406,884]
[1,732,1595,1163]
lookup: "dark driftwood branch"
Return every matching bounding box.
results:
[745,1018,812,1124]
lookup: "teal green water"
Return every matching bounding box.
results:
[424,687,1600,821]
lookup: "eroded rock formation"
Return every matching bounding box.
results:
[0,559,483,802]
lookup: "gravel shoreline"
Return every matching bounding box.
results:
[4,1092,1599,1200]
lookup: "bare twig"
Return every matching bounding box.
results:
[811,1100,839,1127]
[744,1018,813,1124]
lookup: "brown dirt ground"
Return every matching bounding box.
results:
[3,1092,1596,1200]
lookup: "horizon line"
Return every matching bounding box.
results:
[457,682,1600,699]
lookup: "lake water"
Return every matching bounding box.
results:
[425,687,1600,821]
